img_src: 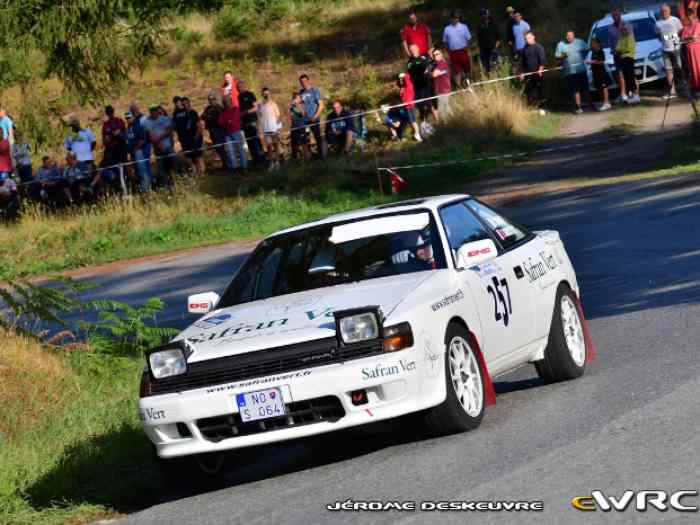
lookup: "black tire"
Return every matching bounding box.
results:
[154,447,228,490]
[424,323,485,436]
[535,284,586,384]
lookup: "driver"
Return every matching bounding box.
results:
[391,230,435,270]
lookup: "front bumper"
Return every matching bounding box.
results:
[140,348,444,458]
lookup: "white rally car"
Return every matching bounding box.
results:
[139,195,594,476]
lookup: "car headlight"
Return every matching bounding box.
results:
[337,310,380,344]
[649,49,663,62]
[148,346,187,379]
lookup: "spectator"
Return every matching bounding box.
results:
[36,155,70,205]
[682,8,700,96]
[431,48,452,118]
[325,100,355,154]
[397,73,422,141]
[125,110,152,192]
[202,91,227,167]
[511,12,531,57]
[407,44,436,121]
[171,96,191,175]
[585,38,612,111]
[64,117,96,174]
[555,30,590,114]
[100,105,128,190]
[351,108,368,154]
[299,74,327,159]
[258,87,282,171]
[477,8,501,75]
[11,131,33,184]
[519,31,547,109]
[179,97,205,177]
[142,106,175,187]
[238,80,264,165]
[0,129,12,178]
[443,10,473,87]
[290,92,311,161]
[609,8,636,103]
[656,4,684,99]
[218,96,247,173]
[0,169,19,220]
[401,8,432,57]
[0,105,14,145]
[617,23,641,103]
[221,71,239,107]
[63,151,93,201]
[128,102,153,190]
[505,6,518,58]
[382,105,412,141]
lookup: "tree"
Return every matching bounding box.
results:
[0,1,170,102]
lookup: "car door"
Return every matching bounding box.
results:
[438,200,536,364]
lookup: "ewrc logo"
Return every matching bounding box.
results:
[571,490,699,512]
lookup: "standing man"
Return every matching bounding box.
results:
[258,87,282,171]
[505,6,518,58]
[238,80,264,164]
[519,31,547,109]
[511,12,531,59]
[128,102,153,189]
[443,10,472,87]
[401,8,432,57]
[325,100,355,155]
[64,117,97,175]
[555,30,590,114]
[179,98,205,177]
[125,111,151,192]
[617,23,641,103]
[142,106,175,187]
[100,105,127,188]
[0,105,14,146]
[220,71,239,107]
[656,3,684,99]
[407,44,436,121]
[431,49,452,118]
[609,8,635,103]
[201,92,227,167]
[218,96,247,173]
[298,74,327,159]
[477,8,501,75]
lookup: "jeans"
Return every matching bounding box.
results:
[133,148,152,192]
[224,131,247,170]
[155,147,175,187]
[243,122,263,162]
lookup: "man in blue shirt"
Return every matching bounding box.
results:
[299,74,327,159]
[511,12,531,56]
[0,105,14,145]
[555,30,590,114]
[325,100,355,154]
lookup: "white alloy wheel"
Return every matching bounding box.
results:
[560,295,585,367]
[448,336,484,418]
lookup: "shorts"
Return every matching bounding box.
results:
[263,132,280,147]
[663,50,682,72]
[448,49,472,75]
[291,127,308,147]
[566,72,589,96]
[593,69,611,91]
[183,136,204,160]
[405,107,417,123]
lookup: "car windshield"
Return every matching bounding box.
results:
[592,17,658,48]
[218,211,447,308]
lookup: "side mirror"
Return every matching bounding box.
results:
[456,239,498,269]
[187,292,221,315]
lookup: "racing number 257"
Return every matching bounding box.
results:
[487,276,513,327]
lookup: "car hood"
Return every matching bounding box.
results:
[176,272,438,363]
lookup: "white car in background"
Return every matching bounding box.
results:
[139,195,594,478]
[587,10,665,89]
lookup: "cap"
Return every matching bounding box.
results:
[149,105,160,112]
[124,111,133,118]
[506,6,515,13]
[480,8,490,16]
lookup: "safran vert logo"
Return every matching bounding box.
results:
[571,490,699,512]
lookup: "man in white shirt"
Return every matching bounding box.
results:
[64,118,96,173]
[443,10,472,87]
[656,3,684,99]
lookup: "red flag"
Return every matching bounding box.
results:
[388,169,408,194]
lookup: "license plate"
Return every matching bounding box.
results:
[236,388,286,423]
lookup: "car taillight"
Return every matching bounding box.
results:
[382,322,414,353]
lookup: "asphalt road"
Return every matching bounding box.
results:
[90,171,700,525]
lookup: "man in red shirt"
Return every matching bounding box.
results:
[99,105,127,191]
[401,8,432,57]
[217,96,247,172]
[431,49,453,118]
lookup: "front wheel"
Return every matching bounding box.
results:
[424,324,485,436]
[535,284,586,383]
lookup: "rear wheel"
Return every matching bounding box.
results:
[535,284,586,383]
[425,324,485,436]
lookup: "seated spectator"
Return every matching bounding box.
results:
[290,92,311,161]
[258,87,282,171]
[36,155,71,206]
[11,130,33,184]
[0,170,19,220]
[382,105,413,141]
[63,152,94,202]
[325,100,355,154]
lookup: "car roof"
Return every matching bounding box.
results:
[268,194,470,238]
[592,10,655,28]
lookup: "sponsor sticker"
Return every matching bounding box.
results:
[194,313,232,329]
[139,408,166,422]
[361,360,416,380]
[430,289,465,312]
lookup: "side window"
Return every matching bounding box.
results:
[465,200,529,250]
[439,202,491,263]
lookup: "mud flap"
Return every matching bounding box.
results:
[573,294,597,364]
[467,330,497,406]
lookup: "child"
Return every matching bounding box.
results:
[290,92,311,161]
[586,38,612,111]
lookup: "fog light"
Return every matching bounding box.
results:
[351,389,368,406]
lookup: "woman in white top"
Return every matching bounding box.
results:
[258,87,282,171]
